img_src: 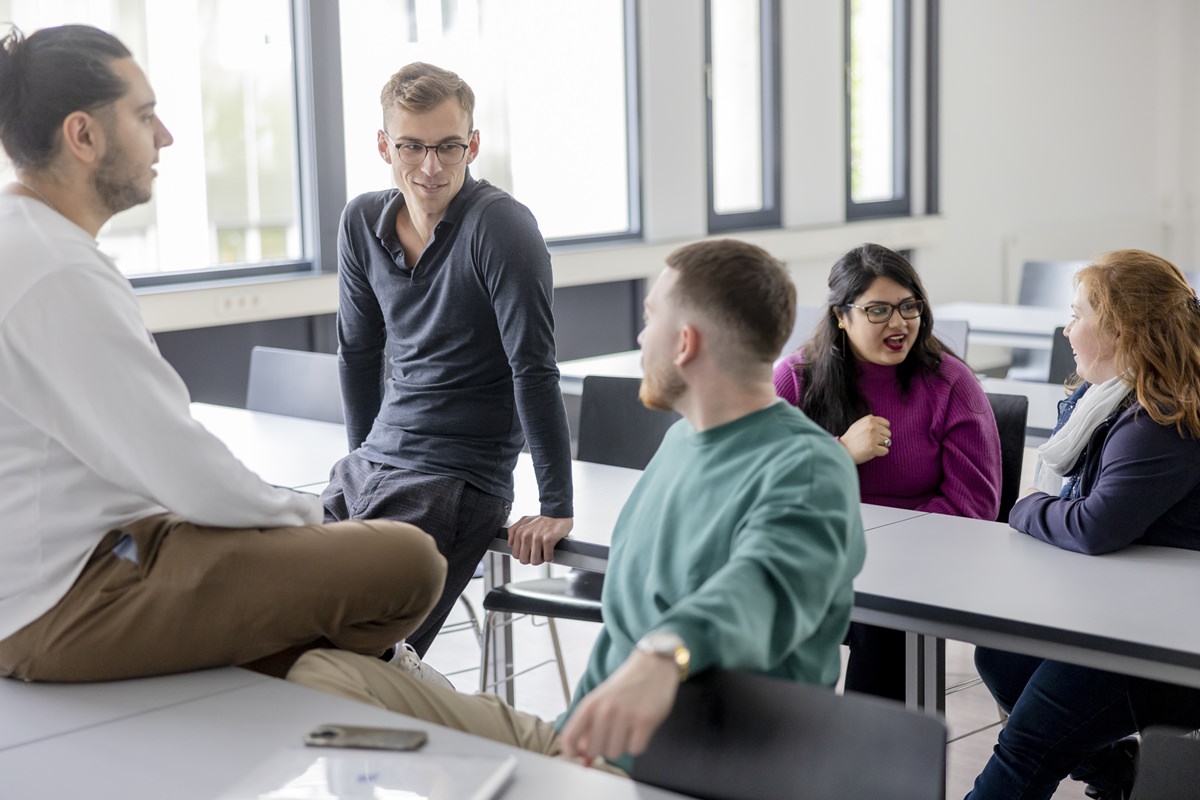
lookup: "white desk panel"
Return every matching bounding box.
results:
[0,667,267,751]
[558,350,643,395]
[191,402,346,490]
[0,676,693,800]
[854,512,1200,691]
[934,302,1066,350]
[557,349,1070,439]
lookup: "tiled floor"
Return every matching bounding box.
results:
[422,447,1092,798]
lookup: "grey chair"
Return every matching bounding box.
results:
[246,346,483,647]
[1007,260,1086,381]
[986,392,1030,525]
[1046,326,1075,385]
[480,375,679,702]
[246,346,344,423]
[632,668,947,800]
[1129,727,1200,800]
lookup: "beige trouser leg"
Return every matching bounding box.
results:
[287,649,563,754]
[0,514,446,682]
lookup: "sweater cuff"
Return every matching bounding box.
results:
[539,501,574,519]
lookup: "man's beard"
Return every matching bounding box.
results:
[638,362,686,412]
[92,138,150,215]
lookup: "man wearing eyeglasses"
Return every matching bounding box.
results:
[323,62,574,660]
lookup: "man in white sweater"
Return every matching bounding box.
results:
[0,24,446,682]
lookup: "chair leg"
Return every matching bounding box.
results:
[479,610,495,694]
[457,595,483,649]
[546,618,572,706]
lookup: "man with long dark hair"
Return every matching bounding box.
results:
[0,24,445,683]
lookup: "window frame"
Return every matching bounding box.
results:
[843,0,912,221]
[704,0,782,234]
[131,0,339,287]
[133,0,641,288]
[535,0,643,247]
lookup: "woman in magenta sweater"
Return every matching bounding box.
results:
[774,243,1001,701]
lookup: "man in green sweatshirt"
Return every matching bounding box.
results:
[287,238,866,773]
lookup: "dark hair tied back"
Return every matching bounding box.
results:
[0,24,131,170]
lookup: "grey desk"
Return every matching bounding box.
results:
[934,302,1066,351]
[0,670,692,799]
[557,353,1067,441]
[854,512,1200,713]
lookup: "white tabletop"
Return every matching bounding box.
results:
[189,403,931,570]
[853,512,1200,690]
[934,302,1066,350]
[506,454,642,572]
[0,674,691,799]
[0,667,268,752]
[189,403,638,570]
[192,402,346,490]
[558,350,643,395]
[557,352,1067,440]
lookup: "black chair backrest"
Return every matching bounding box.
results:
[1046,326,1075,385]
[576,375,680,470]
[985,392,1029,523]
[245,346,344,424]
[632,669,947,800]
[1129,727,1200,800]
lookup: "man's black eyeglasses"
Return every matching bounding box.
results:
[383,131,471,165]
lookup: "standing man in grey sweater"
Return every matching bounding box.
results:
[323,62,574,658]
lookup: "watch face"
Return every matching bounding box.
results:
[641,631,684,654]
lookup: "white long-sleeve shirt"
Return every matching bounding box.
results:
[0,196,322,641]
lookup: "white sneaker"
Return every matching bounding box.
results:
[389,642,454,690]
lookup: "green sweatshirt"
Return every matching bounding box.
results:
[559,401,866,750]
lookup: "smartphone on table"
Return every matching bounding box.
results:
[304,723,428,751]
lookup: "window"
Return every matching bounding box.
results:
[338,0,639,244]
[845,0,911,219]
[705,0,781,232]
[0,0,305,279]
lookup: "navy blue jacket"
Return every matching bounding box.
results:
[1010,386,1200,555]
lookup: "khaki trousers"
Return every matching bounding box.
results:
[0,513,446,682]
[288,648,562,753]
[288,651,629,777]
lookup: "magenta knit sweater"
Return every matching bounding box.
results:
[773,355,1001,520]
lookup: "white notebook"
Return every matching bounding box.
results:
[218,749,518,800]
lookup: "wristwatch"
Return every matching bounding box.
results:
[636,630,691,683]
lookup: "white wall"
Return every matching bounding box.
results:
[922,0,1191,304]
[630,0,1200,306]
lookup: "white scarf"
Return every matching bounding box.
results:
[1033,375,1131,495]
